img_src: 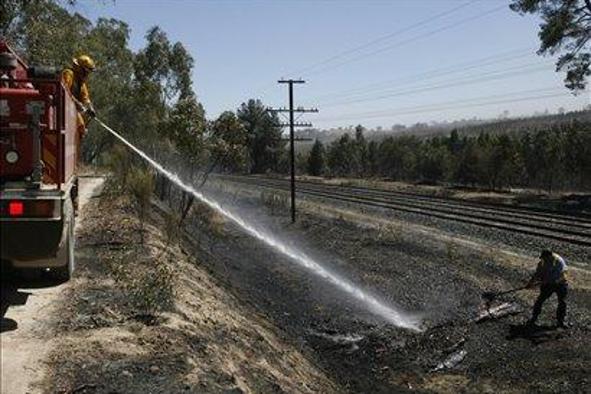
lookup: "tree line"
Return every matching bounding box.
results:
[303,123,591,192]
[296,108,591,145]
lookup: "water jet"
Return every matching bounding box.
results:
[97,119,423,331]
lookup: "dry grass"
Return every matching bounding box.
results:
[127,167,155,243]
[375,222,402,245]
[191,201,226,237]
[445,240,459,265]
[261,190,290,215]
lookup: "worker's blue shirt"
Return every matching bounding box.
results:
[536,254,567,284]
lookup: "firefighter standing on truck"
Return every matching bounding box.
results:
[61,54,96,141]
[525,250,569,328]
[62,54,96,213]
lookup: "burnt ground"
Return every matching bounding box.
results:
[33,176,591,393]
[182,184,591,393]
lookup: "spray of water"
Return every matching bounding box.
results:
[97,119,422,331]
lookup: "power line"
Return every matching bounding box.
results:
[313,88,569,122]
[316,87,564,120]
[249,0,483,101]
[284,0,479,78]
[303,4,506,78]
[318,62,554,108]
[307,47,534,102]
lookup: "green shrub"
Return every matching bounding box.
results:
[191,201,225,237]
[127,167,155,242]
[106,145,132,189]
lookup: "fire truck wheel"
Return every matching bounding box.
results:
[51,200,75,282]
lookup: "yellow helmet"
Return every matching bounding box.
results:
[73,54,96,72]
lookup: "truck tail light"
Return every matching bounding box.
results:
[2,199,58,218]
[8,201,24,216]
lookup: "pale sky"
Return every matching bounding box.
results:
[79,0,590,129]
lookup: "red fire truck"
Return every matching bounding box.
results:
[1,41,79,281]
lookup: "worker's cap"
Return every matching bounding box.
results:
[540,249,552,259]
[73,55,96,72]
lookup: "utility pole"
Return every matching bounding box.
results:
[268,79,318,223]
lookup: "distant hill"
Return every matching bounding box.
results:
[295,108,591,148]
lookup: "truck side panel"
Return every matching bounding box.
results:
[1,46,78,189]
[1,41,78,271]
[61,90,78,185]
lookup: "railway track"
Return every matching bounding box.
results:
[218,175,591,248]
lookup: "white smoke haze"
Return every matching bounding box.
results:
[98,119,424,331]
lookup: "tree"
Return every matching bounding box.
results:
[0,0,24,36]
[454,139,480,186]
[375,135,419,181]
[169,42,194,100]
[166,96,207,169]
[563,122,591,188]
[327,133,355,176]
[446,129,463,155]
[511,0,591,91]
[354,125,368,176]
[210,111,249,173]
[416,143,450,184]
[367,140,379,176]
[237,99,284,173]
[489,134,519,189]
[1,1,91,66]
[535,128,566,192]
[307,139,325,176]
[134,26,171,95]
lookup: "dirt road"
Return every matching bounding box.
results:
[0,176,104,394]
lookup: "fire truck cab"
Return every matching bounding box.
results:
[0,41,79,281]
